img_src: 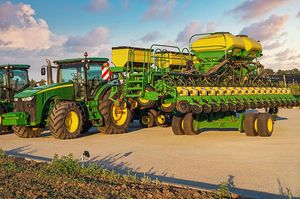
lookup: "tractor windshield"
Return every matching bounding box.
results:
[59,62,103,84]
[11,69,29,92]
[59,63,85,84]
[59,62,103,98]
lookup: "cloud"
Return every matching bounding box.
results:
[0,2,112,79]
[142,0,176,21]
[63,27,110,55]
[240,14,289,42]
[275,48,295,61]
[87,0,108,12]
[139,31,162,42]
[228,0,288,20]
[264,41,284,50]
[0,1,58,50]
[176,21,216,43]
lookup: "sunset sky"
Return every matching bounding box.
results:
[0,0,300,79]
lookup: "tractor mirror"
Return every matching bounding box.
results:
[41,67,46,75]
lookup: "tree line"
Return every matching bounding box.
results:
[263,68,300,76]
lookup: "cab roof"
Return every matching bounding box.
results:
[0,64,30,69]
[54,57,109,64]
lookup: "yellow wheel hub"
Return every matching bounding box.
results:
[267,118,273,132]
[157,115,165,124]
[65,111,79,133]
[141,116,149,125]
[112,104,128,126]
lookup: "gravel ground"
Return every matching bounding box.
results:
[0,108,299,199]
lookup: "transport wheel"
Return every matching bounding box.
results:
[49,102,83,139]
[160,99,175,112]
[136,86,156,109]
[138,109,157,128]
[257,113,274,137]
[13,126,42,138]
[171,115,185,135]
[0,105,9,134]
[244,112,258,136]
[183,113,198,135]
[155,112,172,127]
[98,91,132,134]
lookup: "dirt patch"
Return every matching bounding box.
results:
[0,152,244,198]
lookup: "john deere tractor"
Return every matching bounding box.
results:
[0,54,132,139]
[0,64,30,134]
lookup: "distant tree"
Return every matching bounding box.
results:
[263,68,275,75]
[276,70,285,75]
[290,68,299,75]
[29,79,36,87]
[39,79,46,86]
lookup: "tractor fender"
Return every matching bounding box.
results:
[94,84,113,101]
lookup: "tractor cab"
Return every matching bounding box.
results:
[43,54,110,100]
[0,64,29,102]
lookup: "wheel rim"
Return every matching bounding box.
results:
[161,102,172,108]
[138,90,150,104]
[157,114,165,124]
[65,111,79,133]
[267,118,273,132]
[254,118,258,132]
[141,115,149,125]
[112,104,128,126]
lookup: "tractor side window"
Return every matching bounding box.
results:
[11,69,29,92]
[87,63,102,96]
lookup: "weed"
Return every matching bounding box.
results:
[0,148,5,157]
[218,181,231,199]
[47,154,82,177]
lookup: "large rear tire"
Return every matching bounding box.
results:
[13,126,42,138]
[49,102,83,139]
[244,112,258,136]
[98,91,132,134]
[171,115,184,135]
[257,113,274,137]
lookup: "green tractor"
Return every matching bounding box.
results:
[0,53,133,139]
[0,64,30,134]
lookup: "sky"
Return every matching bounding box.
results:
[0,0,300,80]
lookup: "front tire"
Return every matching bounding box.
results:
[13,126,42,138]
[49,102,83,139]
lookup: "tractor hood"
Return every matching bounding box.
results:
[14,82,74,98]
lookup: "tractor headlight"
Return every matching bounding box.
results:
[22,96,34,101]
